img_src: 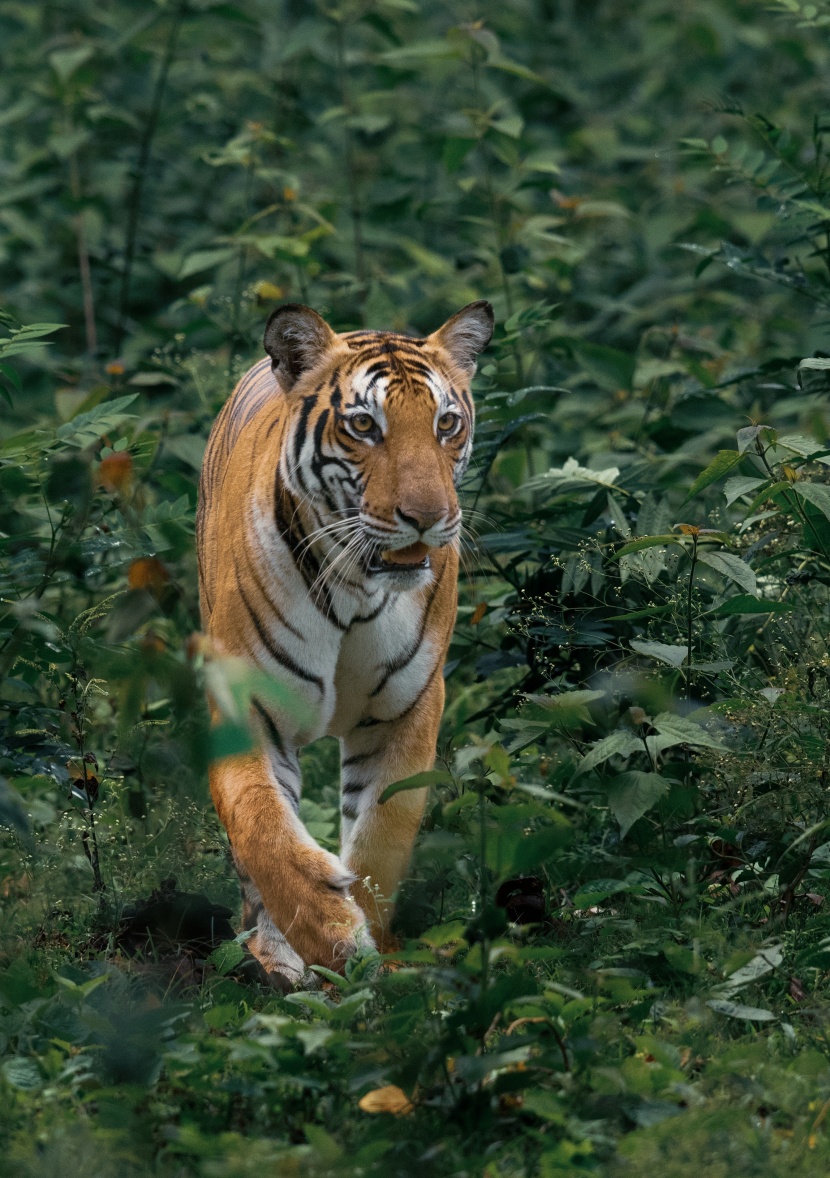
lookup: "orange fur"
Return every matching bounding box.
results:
[197,302,493,979]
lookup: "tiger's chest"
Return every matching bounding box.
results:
[328,594,437,737]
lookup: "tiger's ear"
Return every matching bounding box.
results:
[264,303,337,390]
[429,301,494,375]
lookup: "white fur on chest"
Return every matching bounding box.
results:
[247,499,433,744]
[330,593,434,735]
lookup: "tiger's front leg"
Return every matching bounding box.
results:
[339,675,444,951]
[210,744,373,979]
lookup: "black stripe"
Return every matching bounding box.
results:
[355,661,442,730]
[273,476,348,631]
[293,394,317,469]
[252,697,285,754]
[342,751,374,768]
[369,560,446,697]
[350,593,390,626]
[245,547,304,641]
[342,780,368,794]
[341,801,359,821]
[241,581,325,693]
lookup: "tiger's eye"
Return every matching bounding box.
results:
[351,413,376,434]
[437,412,459,434]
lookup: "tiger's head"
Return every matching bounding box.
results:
[263,301,494,589]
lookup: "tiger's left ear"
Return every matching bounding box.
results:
[429,301,494,375]
[264,303,337,391]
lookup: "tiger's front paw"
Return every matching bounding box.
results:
[309,884,376,972]
[278,851,376,973]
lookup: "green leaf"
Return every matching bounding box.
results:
[795,481,830,522]
[706,999,776,1022]
[650,713,725,751]
[164,434,206,471]
[709,595,791,616]
[717,944,782,994]
[1,1056,42,1090]
[49,45,94,82]
[522,688,605,728]
[682,450,743,502]
[56,394,138,447]
[798,357,830,373]
[571,339,636,391]
[605,771,669,837]
[630,640,688,668]
[207,939,246,976]
[697,550,756,595]
[576,731,642,776]
[0,361,22,392]
[379,768,452,804]
[178,248,236,279]
[380,39,459,65]
[723,475,767,506]
[443,137,476,173]
[572,878,631,909]
[613,535,678,559]
[0,776,31,837]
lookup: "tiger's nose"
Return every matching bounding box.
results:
[396,505,446,534]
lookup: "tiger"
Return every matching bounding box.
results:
[196,300,494,986]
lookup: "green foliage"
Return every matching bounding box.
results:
[6,0,830,1174]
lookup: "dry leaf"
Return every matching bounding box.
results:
[358,1085,413,1115]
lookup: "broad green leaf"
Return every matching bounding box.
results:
[777,433,825,458]
[630,640,687,668]
[207,939,246,976]
[697,550,756,595]
[571,339,636,390]
[164,434,206,471]
[380,39,459,65]
[522,688,605,729]
[576,731,642,776]
[737,424,768,453]
[723,475,766,506]
[682,450,743,502]
[795,481,830,521]
[717,944,782,994]
[1,1057,42,1090]
[605,771,669,837]
[651,713,725,751]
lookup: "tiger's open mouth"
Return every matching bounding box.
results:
[366,541,431,574]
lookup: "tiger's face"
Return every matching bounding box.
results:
[264,302,494,589]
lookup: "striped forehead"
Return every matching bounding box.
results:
[343,340,449,410]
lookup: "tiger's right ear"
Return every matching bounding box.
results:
[264,303,337,391]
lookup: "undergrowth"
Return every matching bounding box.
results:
[5,1,830,1174]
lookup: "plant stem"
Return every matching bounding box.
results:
[67,118,97,354]
[116,0,187,350]
[684,533,699,698]
[469,59,525,385]
[334,18,366,294]
[478,780,489,1010]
